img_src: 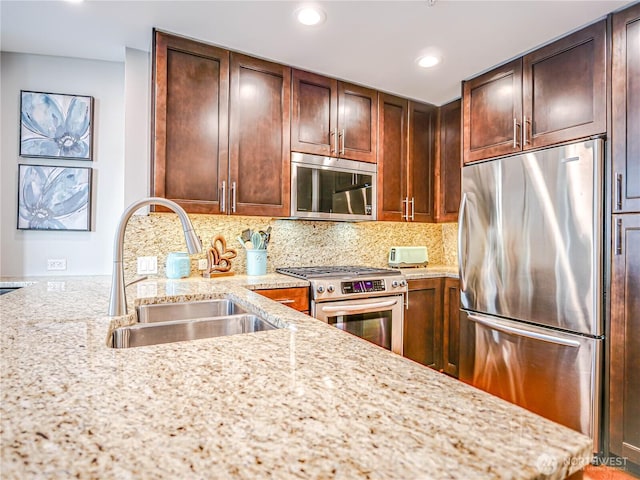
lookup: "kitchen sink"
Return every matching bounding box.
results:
[110,314,278,348]
[136,299,248,323]
[109,298,281,348]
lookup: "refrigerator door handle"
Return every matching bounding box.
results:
[467,314,581,348]
[457,193,468,290]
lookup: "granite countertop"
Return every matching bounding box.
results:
[1,271,590,479]
[398,265,459,279]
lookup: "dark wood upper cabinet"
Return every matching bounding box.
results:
[609,214,640,465]
[409,101,437,222]
[151,31,229,213]
[292,69,377,163]
[463,59,523,164]
[612,3,640,214]
[436,99,462,222]
[152,33,290,216]
[338,82,378,163]
[523,20,606,149]
[291,69,337,157]
[463,20,606,164]
[377,93,408,221]
[228,53,291,217]
[377,96,438,222]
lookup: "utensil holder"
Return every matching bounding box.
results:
[246,249,267,276]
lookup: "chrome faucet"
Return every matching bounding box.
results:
[108,197,202,316]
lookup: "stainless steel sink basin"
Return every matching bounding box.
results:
[110,314,278,348]
[136,299,247,323]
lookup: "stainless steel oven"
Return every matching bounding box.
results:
[314,295,404,353]
[276,266,407,354]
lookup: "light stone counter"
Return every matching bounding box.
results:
[1,274,591,479]
[399,265,459,280]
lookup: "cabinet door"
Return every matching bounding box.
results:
[152,31,229,214]
[409,101,437,222]
[291,69,337,157]
[404,278,443,369]
[377,93,408,221]
[609,214,640,464]
[255,287,309,314]
[229,54,291,217]
[442,278,460,378]
[523,20,606,149]
[338,82,378,163]
[463,59,523,164]
[612,4,640,214]
[436,99,462,222]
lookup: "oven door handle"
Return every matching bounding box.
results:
[320,299,399,316]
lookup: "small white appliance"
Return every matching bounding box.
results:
[388,246,429,268]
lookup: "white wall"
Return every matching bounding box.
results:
[124,47,151,206]
[0,52,126,276]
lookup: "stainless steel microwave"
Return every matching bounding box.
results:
[290,152,377,221]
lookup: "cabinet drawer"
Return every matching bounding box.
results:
[256,287,309,313]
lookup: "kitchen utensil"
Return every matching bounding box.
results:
[237,236,247,249]
[241,229,252,243]
[251,231,264,250]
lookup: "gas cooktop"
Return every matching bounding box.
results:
[276,266,401,279]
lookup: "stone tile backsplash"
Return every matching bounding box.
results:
[123,213,458,278]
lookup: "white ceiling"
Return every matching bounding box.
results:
[0,0,632,105]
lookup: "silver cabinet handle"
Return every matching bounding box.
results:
[523,116,531,146]
[231,181,237,213]
[513,118,521,149]
[340,129,345,155]
[468,314,580,348]
[457,193,468,291]
[409,197,415,221]
[616,173,623,211]
[330,130,336,154]
[321,299,398,316]
[333,128,339,155]
[616,218,623,255]
[402,197,409,221]
[278,299,296,305]
[220,180,226,213]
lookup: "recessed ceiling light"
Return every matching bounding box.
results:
[417,55,441,68]
[295,6,326,26]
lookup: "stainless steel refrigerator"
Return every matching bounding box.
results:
[458,138,604,453]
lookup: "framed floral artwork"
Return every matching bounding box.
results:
[19,90,94,160]
[17,164,92,231]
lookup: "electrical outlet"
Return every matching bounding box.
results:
[47,259,67,271]
[137,256,158,275]
[197,258,208,270]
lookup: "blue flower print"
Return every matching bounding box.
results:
[20,92,92,159]
[18,166,90,230]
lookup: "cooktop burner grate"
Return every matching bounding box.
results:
[276,265,401,279]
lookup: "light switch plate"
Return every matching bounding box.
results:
[47,259,67,271]
[137,256,158,275]
[197,259,208,270]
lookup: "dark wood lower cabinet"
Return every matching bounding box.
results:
[609,214,640,465]
[255,287,309,314]
[403,277,460,377]
[404,278,442,369]
[442,278,461,377]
